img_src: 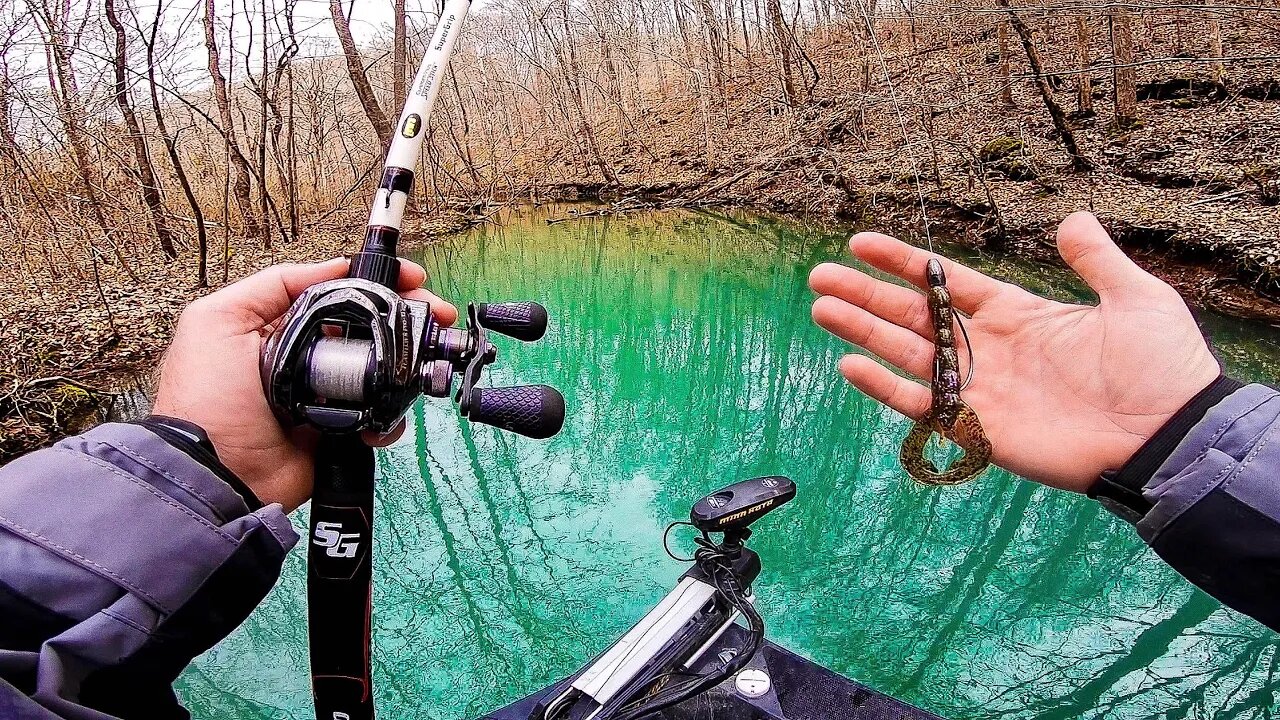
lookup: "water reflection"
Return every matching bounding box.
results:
[179,206,1280,719]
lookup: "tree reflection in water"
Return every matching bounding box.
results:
[179,206,1280,719]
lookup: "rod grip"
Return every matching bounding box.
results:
[477,302,549,342]
[309,435,376,720]
[469,385,565,439]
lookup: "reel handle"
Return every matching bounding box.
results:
[468,385,565,439]
[478,302,549,342]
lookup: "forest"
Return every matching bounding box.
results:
[1,0,1278,457]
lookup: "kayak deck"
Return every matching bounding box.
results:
[480,624,943,720]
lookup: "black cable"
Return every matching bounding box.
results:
[609,538,767,720]
[661,522,697,563]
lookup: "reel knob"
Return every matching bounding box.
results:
[467,385,565,439]
[477,302,549,342]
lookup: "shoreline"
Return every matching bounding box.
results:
[2,197,1276,463]
[541,183,1280,324]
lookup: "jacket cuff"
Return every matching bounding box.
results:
[1133,384,1280,631]
[1138,383,1279,542]
[135,415,264,511]
[1088,375,1243,523]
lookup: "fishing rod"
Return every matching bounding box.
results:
[261,1,566,718]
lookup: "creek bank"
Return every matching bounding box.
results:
[539,172,1280,324]
[0,209,477,464]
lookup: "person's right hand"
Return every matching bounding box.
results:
[809,211,1221,493]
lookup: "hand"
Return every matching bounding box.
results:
[153,259,457,512]
[809,212,1220,493]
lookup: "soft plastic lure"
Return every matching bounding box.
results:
[899,258,992,485]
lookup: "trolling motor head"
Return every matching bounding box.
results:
[260,240,566,439]
[690,476,796,551]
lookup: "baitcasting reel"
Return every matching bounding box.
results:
[261,257,566,440]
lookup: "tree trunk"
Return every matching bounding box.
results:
[258,0,271,247]
[695,0,726,96]
[393,0,407,108]
[34,2,112,241]
[997,19,1014,107]
[1207,8,1225,87]
[1000,1,1092,171]
[203,0,260,237]
[1074,14,1093,115]
[146,0,208,285]
[105,0,176,259]
[766,0,796,106]
[1109,6,1138,128]
[331,0,394,148]
[550,0,618,185]
[0,60,18,183]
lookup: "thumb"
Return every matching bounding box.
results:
[1056,212,1157,301]
[203,258,350,329]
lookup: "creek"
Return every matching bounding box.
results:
[178,205,1280,719]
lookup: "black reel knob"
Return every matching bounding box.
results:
[468,385,565,439]
[478,302,549,342]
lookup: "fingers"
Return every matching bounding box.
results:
[196,257,458,332]
[812,295,934,379]
[403,288,458,325]
[199,258,350,330]
[809,262,932,338]
[848,233,1014,314]
[1056,212,1161,301]
[397,259,428,292]
[395,259,457,323]
[838,354,930,420]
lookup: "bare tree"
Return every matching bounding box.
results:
[998,1,1091,172]
[104,0,175,259]
[766,0,796,105]
[1074,14,1093,116]
[543,0,618,185]
[1207,6,1225,87]
[997,19,1014,107]
[203,0,260,237]
[695,0,726,96]
[1109,5,1138,128]
[331,0,393,148]
[393,0,407,109]
[30,0,113,245]
[142,0,208,284]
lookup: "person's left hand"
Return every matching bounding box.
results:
[153,259,457,512]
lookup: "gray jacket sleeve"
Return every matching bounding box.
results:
[1137,383,1280,631]
[0,423,299,720]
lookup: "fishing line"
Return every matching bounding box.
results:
[858,8,935,253]
[857,6,977,390]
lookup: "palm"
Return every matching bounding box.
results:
[811,213,1219,492]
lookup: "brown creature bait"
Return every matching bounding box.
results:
[899,258,992,485]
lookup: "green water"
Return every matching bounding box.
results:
[179,206,1280,719]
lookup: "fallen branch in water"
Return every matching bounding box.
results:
[546,196,656,224]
